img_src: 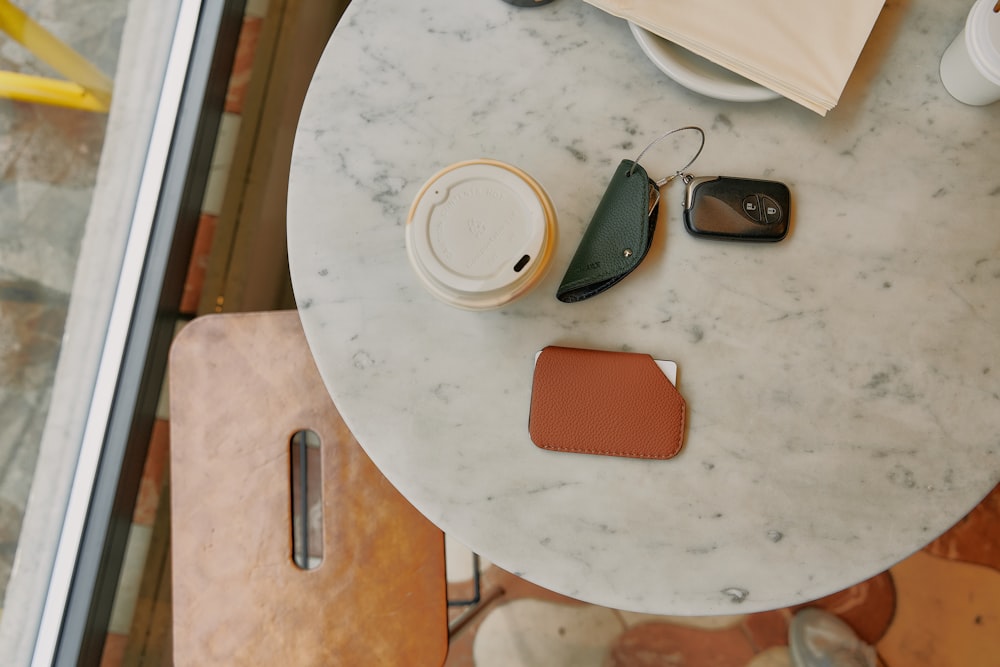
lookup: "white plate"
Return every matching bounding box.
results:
[628,22,780,103]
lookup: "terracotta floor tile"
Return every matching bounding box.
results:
[132,419,170,526]
[225,16,264,114]
[924,482,1000,571]
[447,628,478,667]
[179,213,218,314]
[98,632,128,667]
[742,609,793,653]
[878,551,1000,667]
[791,570,896,646]
[606,621,756,667]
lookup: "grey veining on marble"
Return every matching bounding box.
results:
[287,0,1000,615]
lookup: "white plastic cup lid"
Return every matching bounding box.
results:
[406,159,557,310]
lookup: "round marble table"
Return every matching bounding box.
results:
[287,0,1000,615]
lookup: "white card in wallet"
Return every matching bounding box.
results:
[535,350,676,385]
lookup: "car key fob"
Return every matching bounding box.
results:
[683,176,790,242]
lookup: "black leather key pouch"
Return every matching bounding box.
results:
[556,159,659,303]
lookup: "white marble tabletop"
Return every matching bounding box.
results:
[287,0,1000,615]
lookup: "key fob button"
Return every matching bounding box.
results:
[760,195,782,224]
[742,195,764,222]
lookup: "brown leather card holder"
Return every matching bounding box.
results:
[528,345,686,460]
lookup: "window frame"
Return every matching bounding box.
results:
[27,1,246,664]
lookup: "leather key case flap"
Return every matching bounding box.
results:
[556,159,658,303]
[528,346,686,460]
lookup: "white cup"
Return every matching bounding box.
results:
[405,159,557,311]
[940,0,1000,106]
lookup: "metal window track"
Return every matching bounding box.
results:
[30,1,246,664]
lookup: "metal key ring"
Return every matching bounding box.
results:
[627,126,706,187]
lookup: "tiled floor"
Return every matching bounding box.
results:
[0,0,126,609]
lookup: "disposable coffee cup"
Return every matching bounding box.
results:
[940,0,1000,106]
[406,159,557,310]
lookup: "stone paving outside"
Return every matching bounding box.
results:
[0,0,126,611]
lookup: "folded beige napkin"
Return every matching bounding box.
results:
[584,0,886,115]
